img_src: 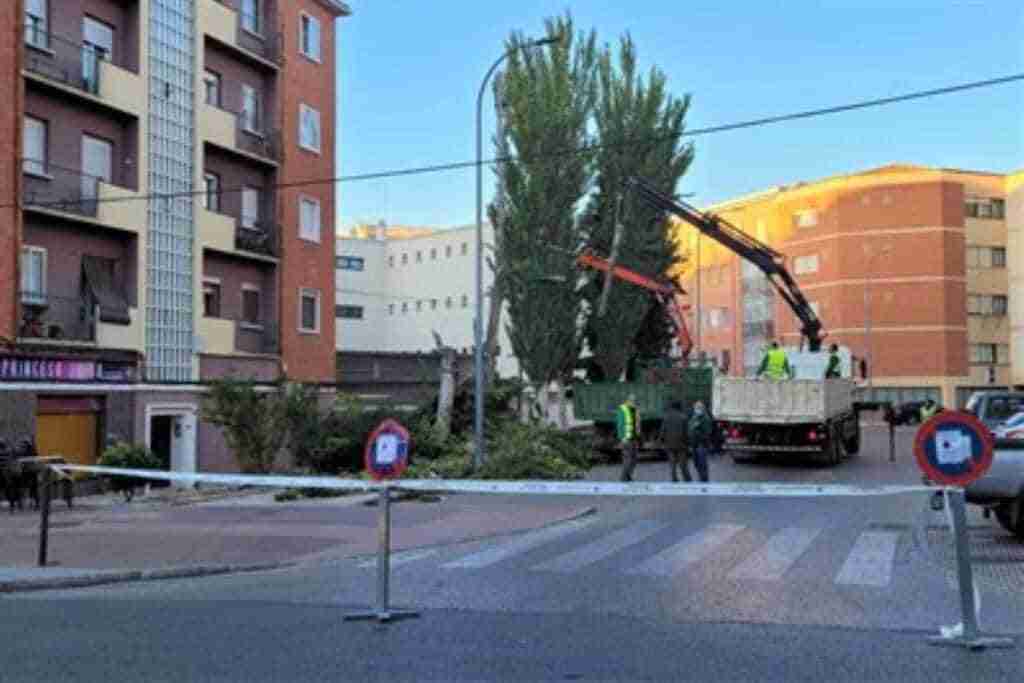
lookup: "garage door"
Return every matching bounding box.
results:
[36,397,101,469]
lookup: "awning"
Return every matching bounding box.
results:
[81,256,131,325]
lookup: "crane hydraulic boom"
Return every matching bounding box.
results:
[576,250,694,361]
[626,176,826,352]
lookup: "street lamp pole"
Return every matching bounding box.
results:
[474,35,560,470]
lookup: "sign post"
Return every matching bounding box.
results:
[914,412,1013,650]
[346,419,418,624]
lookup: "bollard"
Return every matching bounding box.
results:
[928,488,1013,650]
[37,466,52,567]
[345,486,419,623]
[888,419,895,463]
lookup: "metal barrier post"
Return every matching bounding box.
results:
[37,466,52,567]
[888,419,895,463]
[928,489,1013,650]
[345,485,419,623]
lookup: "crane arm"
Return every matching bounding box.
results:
[575,250,694,360]
[626,176,825,352]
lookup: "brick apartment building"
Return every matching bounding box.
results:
[0,0,347,473]
[678,163,1018,408]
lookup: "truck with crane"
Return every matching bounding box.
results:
[624,176,861,465]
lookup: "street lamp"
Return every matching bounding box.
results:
[864,243,892,391]
[474,34,561,469]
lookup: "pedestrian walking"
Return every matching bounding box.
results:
[617,394,641,482]
[687,401,713,483]
[658,401,690,482]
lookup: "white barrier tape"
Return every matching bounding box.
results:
[52,465,937,498]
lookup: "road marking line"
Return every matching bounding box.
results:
[626,524,745,577]
[358,548,437,569]
[532,520,665,573]
[835,531,900,587]
[728,526,824,581]
[442,518,596,569]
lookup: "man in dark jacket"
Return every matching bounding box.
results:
[687,401,713,483]
[658,401,689,482]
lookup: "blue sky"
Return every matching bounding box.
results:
[333,1,1023,232]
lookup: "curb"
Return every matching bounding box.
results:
[0,560,298,594]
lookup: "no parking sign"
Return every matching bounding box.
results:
[364,419,411,481]
[913,411,994,486]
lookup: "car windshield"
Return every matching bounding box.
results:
[964,393,981,415]
[999,412,1024,429]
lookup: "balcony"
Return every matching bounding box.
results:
[22,162,145,234]
[199,206,280,259]
[201,104,280,166]
[201,0,282,68]
[200,317,279,355]
[19,293,96,343]
[22,25,143,117]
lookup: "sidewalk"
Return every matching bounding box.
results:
[0,489,595,593]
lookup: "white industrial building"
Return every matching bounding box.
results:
[334,224,521,378]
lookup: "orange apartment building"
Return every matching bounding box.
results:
[677,163,1018,408]
[0,0,348,473]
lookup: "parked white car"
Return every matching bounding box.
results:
[963,397,1024,539]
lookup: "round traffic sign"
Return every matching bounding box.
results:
[913,411,994,486]
[364,418,411,481]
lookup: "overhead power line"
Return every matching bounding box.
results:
[6,72,1022,212]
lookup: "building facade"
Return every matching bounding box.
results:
[678,164,1014,407]
[335,223,522,379]
[1,0,347,473]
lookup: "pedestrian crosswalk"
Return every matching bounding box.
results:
[386,519,907,590]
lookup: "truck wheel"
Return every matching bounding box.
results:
[845,430,860,456]
[730,451,755,465]
[994,496,1024,539]
[827,428,845,466]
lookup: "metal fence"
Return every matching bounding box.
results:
[236,120,281,163]
[235,320,279,355]
[23,24,108,95]
[236,220,279,257]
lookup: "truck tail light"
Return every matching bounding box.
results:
[808,429,821,442]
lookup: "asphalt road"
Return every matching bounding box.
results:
[3,426,1022,682]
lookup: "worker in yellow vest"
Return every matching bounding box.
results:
[756,341,792,380]
[617,394,641,482]
[920,398,940,422]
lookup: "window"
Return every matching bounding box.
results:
[430,248,437,260]
[203,70,221,107]
[445,245,452,258]
[966,198,1006,220]
[82,17,113,91]
[401,253,408,265]
[793,210,819,228]
[969,294,1008,316]
[445,297,452,309]
[793,254,819,275]
[416,251,422,263]
[993,295,1008,316]
[241,285,261,326]
[299,288,320,332]
[970,344,997,365]
[241,85,261,133]
[460,242,468,255]
[20,247,47,304]
[81,134,112,202]
[25,0,48,49]
[388,303,395,315]
[240,0,261,34]
[202,279,221,318]
[461,295,468,308]
[998,344,1010,365]
[388,255,395,268]
[992,199,1006,219]
[335,256,365,271]
[22,117,47,176]
[300,197,321,242]
[241,186,260,228]
[416,301,423,312]
[335,305,363,319]
[430,299,438,310]
[203,172,220,212]
[299,104,321,152]
[992,247,1006,268]
[300,13,321,61]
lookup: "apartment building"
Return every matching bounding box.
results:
[335,223,522,379]
[0,0,348,473]
[677,163,1013,407]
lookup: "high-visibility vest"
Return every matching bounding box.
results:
[618,404,636,441]
[765,348,789,380]
[921,404,939,420]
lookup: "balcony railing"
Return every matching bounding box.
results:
[19,292,96,343]
[235,116,281,162]
[22,161,101,218]
[237,20,282,66]
[235,320,279,355]
[236,220,280,257]
[23,23,109,96]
